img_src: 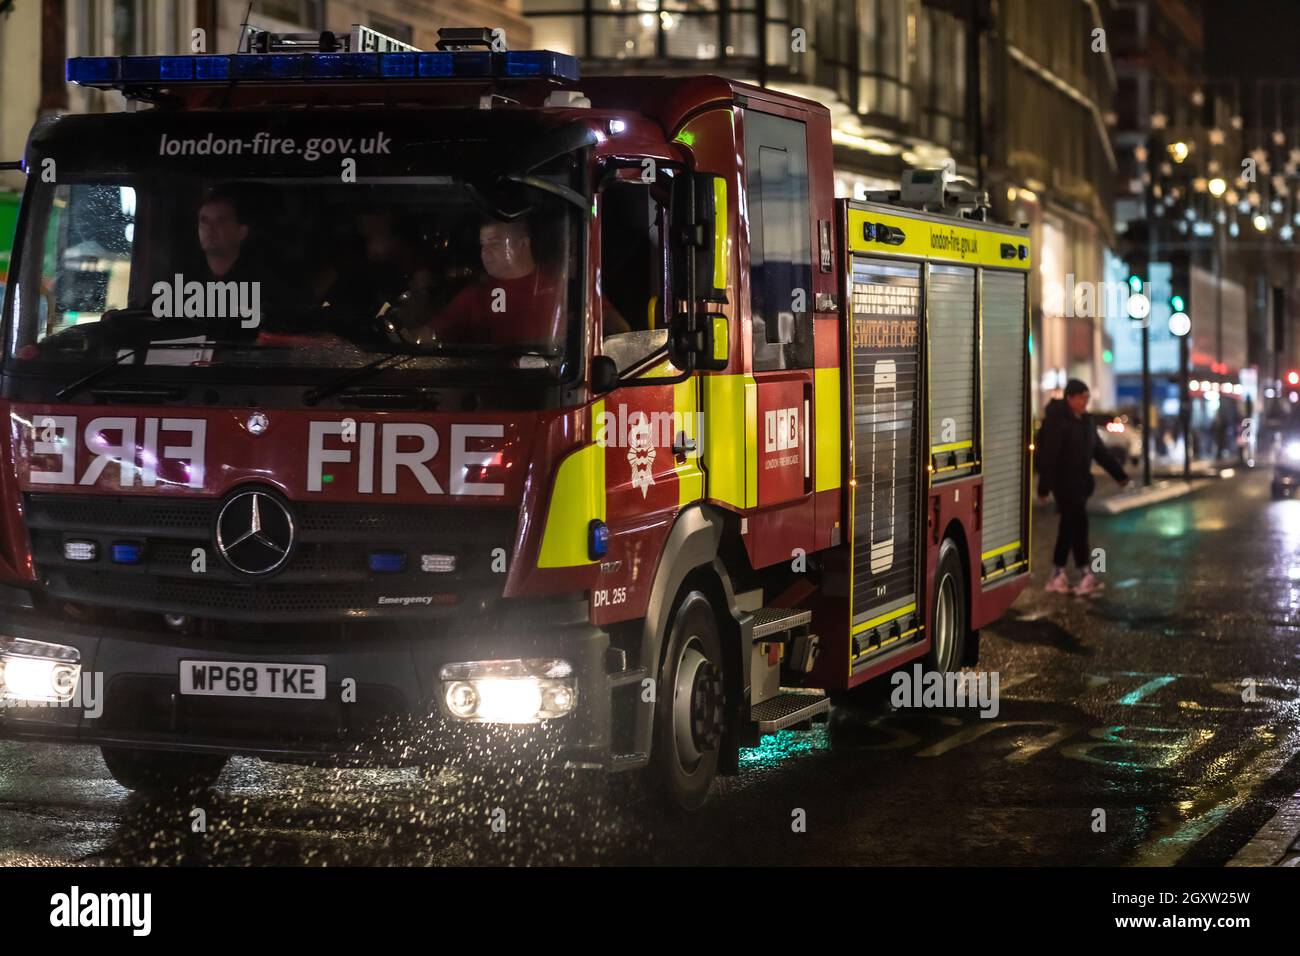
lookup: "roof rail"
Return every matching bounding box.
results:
[241,24,420,55]
[864,168,992,221]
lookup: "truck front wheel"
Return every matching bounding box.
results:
[101,746,228,795]
[650,589,725,811]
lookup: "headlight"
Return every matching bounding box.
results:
[0,637,81,704]
[438,658,576,723]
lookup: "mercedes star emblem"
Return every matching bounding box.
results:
[247,411,269,435]
[215,489,294,575]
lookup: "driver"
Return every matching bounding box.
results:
[410,216,565,348]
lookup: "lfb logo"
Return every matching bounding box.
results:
[764,407,800,453]
[627,419,657,499]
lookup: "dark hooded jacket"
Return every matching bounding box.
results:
[1035,397,1128,501]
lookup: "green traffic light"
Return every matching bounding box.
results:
[1128,274,1143,292]
[1171,294,1185,312]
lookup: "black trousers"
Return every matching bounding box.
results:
[1053,496,1090,569]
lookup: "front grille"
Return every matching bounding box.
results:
[25,493,515,622]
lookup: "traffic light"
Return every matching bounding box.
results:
[1168,252,1190,337]
[1169,293,1189,336]
[1288,370,1299,387]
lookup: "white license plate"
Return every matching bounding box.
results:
[179,660,326,700]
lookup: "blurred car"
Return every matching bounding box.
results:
[1273,434,1300,498]
[1095,411,1142,468]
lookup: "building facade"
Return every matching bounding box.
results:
[523,0,1118,413]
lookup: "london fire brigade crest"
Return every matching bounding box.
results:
[627,419,656,498]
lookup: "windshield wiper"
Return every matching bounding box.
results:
[56,346,143,400]
[302,350,418,407]
[55,340,273,400]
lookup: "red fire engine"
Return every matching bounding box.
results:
[0,26,1030,809]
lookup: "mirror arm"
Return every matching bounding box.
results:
[616,364,693,388]
[614,341,692,388]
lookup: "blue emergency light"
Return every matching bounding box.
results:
[66,49,579,88]
[110,542,144,565]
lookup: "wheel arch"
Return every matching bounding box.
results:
[632,503,748,761]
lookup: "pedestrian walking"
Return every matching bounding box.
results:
[1036,379,1130,595]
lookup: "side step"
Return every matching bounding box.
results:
[751,691,830,734]
[751,607,812,640]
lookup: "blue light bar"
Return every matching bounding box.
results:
[67,49,580,88]
[67,57,119,84]
[121,56,195,82]
[417,53,453,78]
[369,550,407,574]
[195,56,232,80]
[110,542,144,565]
[504,51,579,82]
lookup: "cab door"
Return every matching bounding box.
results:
[743,110,815,516]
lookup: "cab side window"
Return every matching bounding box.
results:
[745,111,814,371]
[599,179,669,371]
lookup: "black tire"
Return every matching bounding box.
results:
[924,539,967,674]
[649,589,726,812]
[101,747,227,795]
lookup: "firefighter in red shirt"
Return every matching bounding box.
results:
[427,217,565,348]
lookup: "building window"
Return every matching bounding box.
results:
[253,1,325,30]
[112,0,139,55]
[525,0,725,62]
[370,16,414,45]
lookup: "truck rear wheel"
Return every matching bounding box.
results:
[650,589,725,811]
[925,539,967,674]
[101,747,227,795]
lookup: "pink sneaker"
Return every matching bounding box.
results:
[1074,571,1104,596]
[1045,569,1071,593]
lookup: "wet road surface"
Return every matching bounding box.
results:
[3,469,1299,866]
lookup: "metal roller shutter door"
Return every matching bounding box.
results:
[927,264,977,478]
[849,257,923,667]
[980,269,1027,580]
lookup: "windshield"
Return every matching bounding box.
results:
[6,112,586,390]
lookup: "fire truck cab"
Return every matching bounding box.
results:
[0,26,1030,809]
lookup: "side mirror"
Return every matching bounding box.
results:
[670,172,728,303]
[591,354,618,393]
[668,172,729,372]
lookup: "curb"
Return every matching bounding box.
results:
[1087,480,1203,515]
[1228,788,1300,867]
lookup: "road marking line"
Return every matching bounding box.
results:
[1116,675,1177,705]
[1134,729,1292,867]
[1228,787,1300,867]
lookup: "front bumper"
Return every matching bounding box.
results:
[0,602,623,769]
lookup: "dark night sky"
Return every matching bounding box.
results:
[1203,0,1300,79]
